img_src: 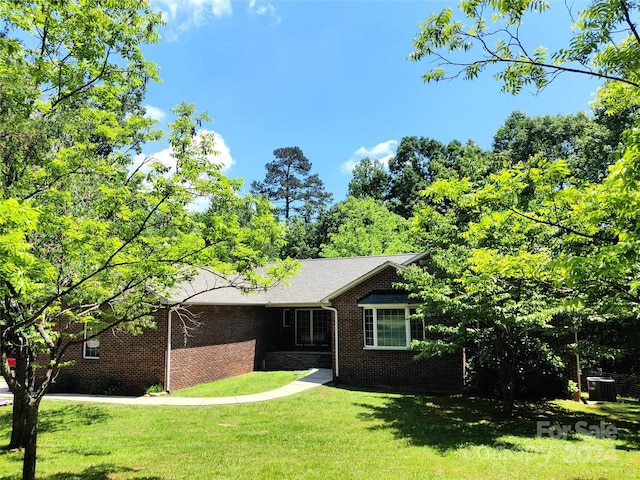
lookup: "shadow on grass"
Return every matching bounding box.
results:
[38,404,111,435]
[342,385,640,454]
[43,464,162,480]
[1,403,111,461]
[0,464,161,480]
[0,403,110,439]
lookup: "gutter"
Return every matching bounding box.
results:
[165,307,175,393]
[321,303,339,382]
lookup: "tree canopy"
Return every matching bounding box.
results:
[404,0,640,413]
[250,146,333,222]
[387,137,495,218]
[0,2,291,478]
[493,110,623,182]
[347,157,390,201]
[410,0,640,99]
[319,197,419,258]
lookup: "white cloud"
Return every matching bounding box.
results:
[143,105,166,122]
[340,140,398,173]
[204,130,234,172]
[248,0,281,24]
[152,0,232,32]
[138,129,234,175]
[134,130,234,212]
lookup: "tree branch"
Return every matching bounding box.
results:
[507,207,615,244]
[620,0,640,47]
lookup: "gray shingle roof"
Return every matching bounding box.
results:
[171,253,422,306]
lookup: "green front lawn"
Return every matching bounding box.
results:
[170,370,308,397]
[0,385,638,479]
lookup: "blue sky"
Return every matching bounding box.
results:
[143,0,602,204]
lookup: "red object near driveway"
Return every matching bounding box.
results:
[7,350,16,369]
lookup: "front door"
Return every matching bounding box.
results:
[295,309,331,350]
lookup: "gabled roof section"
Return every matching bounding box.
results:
[170,253,424,306]
[357,291,417,306]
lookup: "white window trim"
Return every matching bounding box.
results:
[83,325,100,360]
[359,304,421,350]
[282,309,292,328]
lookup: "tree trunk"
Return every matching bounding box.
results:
[501,351,517,416]
[7,390,41,480]
[9,392,28,449]
[21,399,41,480]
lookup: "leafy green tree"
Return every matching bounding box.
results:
[410,0,640,315]
[0,3,291,479]
[402,159,574,415]
[347,157,390,201]
[387,137,494,218]
[279,216,321,260]
[387,137,445,218]
[493,111,622,182]
[407,0,640,409]
[250,146,333,222]
[197,193,284,263]
[319,197,419,258]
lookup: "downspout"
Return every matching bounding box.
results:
[321,304,339,382]
[165,307,175,393]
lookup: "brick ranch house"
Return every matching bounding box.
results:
[58,253,465,394]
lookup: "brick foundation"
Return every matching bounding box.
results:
[264,351,332,370]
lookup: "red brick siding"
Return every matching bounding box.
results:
[57,309,167,394]
[57,305,275,393]
[332,266,464,393]
[168,305,272,391]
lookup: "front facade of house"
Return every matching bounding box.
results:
[58,254,465,394]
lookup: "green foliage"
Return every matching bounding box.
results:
[493,110,625,182]
[402,149,574,413]
[411,0,640,96]
[279,216,321,260]
[319,197,419,258]
[250,146,332,222]
[145,383,165,395]
[406,0,640,412]
[347,157,390,201]
[0,2,293,476]
[388,137,494,218]
[89,378,132,396]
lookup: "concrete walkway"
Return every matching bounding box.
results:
[0,368,333,406]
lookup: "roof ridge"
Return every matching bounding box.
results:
[282,253,420,263]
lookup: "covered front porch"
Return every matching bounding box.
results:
[264,306,333,371]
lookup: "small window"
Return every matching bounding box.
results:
[409,309,425,341]
[84,325,100,359]
[364,309,374,347]
[283,309,292,328]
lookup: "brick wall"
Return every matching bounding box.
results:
[56,305,275,394]
[264,351,332,370]
[168,305,272,391]
[55,309,167,395]
[332,266,464,393]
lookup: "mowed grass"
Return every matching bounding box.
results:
[171,370,308,397]
[0,384,639,479]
